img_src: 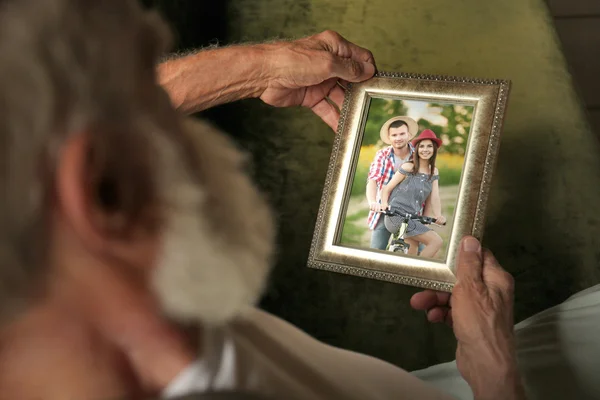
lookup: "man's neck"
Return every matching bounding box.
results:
[0,298,144,400]
[392,145,410,159]
[0,259,200,400]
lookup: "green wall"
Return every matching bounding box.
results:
[146,0,600,370]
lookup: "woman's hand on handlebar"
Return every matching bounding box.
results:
[380,201,389,211]
[435,215,447,225]
[369,201,383,212]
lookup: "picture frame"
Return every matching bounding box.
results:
[307,71,511,292]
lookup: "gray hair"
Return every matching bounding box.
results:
[0,0,177,322]
[0,0,276,326]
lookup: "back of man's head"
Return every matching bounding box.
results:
[0,0,275,327]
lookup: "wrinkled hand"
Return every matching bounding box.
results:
[259,30,376,131]
[410,236,526,400]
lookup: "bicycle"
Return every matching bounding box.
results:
[378,207,446,254]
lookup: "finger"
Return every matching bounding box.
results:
[327,84,345,111]
[337,79,350,90]
[341,36,375,64]
[410,291,437,310]
[329,56,375,83]
[482,249,506,274]
[481,249,515,295]
[344,40,376,68]
[301,78,339,108]
[319,30,376,66]
[410,290,451,310]
[426,307,451,324]
[311,97,339,131]
[455,236,483,283]
[445,309,454,327]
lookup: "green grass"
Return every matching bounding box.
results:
[340,208,370,245]
[350,164,369,196]
[345,208,369,222]
[437,167,462,186]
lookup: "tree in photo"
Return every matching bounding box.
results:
[418,103,473,156]
[362,98,408,146]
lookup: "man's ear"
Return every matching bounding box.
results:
[54,132,158,270]
[55,132,106,253]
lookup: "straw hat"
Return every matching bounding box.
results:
[379,116,419,144]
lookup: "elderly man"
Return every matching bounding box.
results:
[0,0,531,399]
[366,116,418,250]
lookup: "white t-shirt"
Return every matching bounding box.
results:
[162,308,456,400]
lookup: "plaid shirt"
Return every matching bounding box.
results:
[366,144,414,229]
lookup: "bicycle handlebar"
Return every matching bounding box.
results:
[377,208,447,226]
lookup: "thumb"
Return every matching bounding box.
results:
[331,57,375,82]
[455,236,483,283]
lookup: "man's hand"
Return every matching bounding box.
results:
[410,236,526,400]
[158,30,375,131]
[259,30,376,131]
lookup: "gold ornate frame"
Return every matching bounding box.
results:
[307,71,510,292]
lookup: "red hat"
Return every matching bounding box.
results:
[411,129,442,148]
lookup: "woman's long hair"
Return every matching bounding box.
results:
[412,140,439,181]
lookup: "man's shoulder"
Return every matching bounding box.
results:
[374,146,392,158]
[222,308,453,399]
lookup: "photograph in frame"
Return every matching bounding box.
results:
[308,72,510,292]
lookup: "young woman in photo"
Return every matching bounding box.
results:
[380,129,447,258]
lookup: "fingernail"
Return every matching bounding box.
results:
[363,62,375,76]
[462,237,481,253]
